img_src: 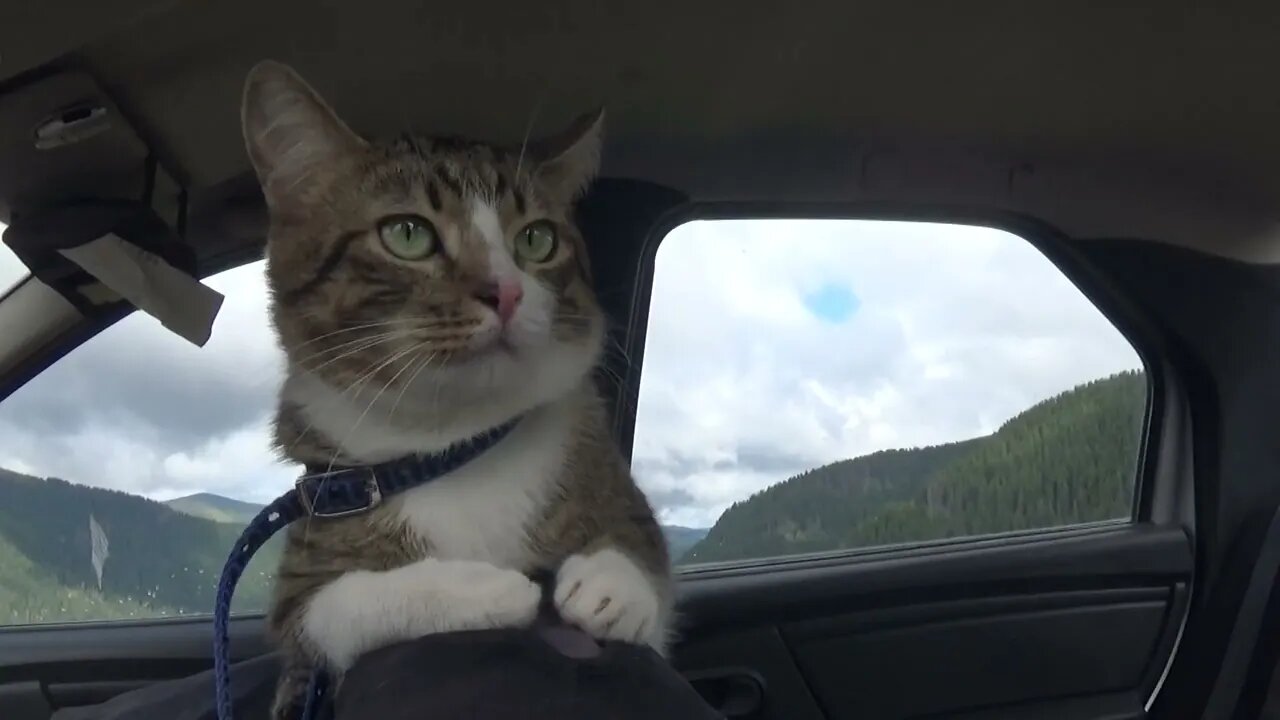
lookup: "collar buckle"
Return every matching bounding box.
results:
[295,467,382,518]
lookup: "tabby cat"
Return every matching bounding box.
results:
[239,61,672,717]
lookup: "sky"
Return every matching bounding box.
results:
[0,219,1142,529]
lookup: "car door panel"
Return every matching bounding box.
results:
[672,524,1190,719]
[789,599,1167,717]
[1,526,1190,719]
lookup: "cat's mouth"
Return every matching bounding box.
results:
[493,336,519,355]
[457,329,521,360]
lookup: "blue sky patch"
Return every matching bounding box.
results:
[803,282,860,323]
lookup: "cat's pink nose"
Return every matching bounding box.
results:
[475,279,523,323]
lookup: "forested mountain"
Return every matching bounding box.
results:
[685,371,1146,563]
[0,469,277,623]
[0,532,159,624]
[662,526,710,561]
[165,492,262,524]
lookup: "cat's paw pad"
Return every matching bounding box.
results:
[554,548,662,649]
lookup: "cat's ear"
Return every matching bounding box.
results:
[241,60,365,207]
[534,108,604,203]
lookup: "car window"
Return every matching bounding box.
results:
[0,258,292,624]
[632,219,1147,565]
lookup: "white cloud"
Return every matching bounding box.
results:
[159,416,300,503]
[631,220,1141,526]
[0,254,296,503]
[0,219,1141,531]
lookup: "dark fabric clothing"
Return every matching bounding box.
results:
[337,627,720,720]
[51,626,721,720]
[51,651,277,720]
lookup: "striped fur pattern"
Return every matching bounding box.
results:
[240,61,671,718]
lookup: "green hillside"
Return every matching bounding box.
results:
[662,526,710,562]
[0,469,278,623]
[0,533,159,624]
[166,492,262,524]
[685,371,1147,563]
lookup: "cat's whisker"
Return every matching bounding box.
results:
[293,345,396,461]
[299,353,400,494]
[292,330,409,367]
[342,315,474,328]
[379,345,435,426]
[596,363,627,387]
[388,350,440,424]
[285,348,399,466]
[342,349,405,400]
[595,366,636,413]
[287,344,397,490]
[513,96,545,187]
[283,345,395,465]
[428,350,454,417]
[603,336,635,365]
[598,348,637,375]
[287,317,476,353]
[282,348,402,459]
[286,320,416,352]
[324,342,430,475]
[297,334,411,375]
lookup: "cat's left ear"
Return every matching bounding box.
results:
[535,108,605,203]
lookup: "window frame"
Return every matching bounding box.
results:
[617,202,1180,574]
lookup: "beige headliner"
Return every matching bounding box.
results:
[2,0,1280,262]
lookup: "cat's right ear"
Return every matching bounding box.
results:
[533,108,605,204]
[241,61,365,208]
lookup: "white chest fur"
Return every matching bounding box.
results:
[389,404,570,567]
[286,372,574,569]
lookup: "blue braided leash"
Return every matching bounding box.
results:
[213,418,521,720]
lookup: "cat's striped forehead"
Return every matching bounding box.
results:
[345,132,593,285]
[362,134,533,216]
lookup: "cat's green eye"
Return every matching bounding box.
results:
[514,221,558,263]
[378,216,438,260]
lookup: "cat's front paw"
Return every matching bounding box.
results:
[442,560,543,628]
[554,548,664,651]
[304,558,541,670]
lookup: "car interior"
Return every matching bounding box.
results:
[0,2,1279,719]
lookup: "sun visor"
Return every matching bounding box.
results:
[0,70,184,228]
[0,69,221,346]
[3,201,224,346]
